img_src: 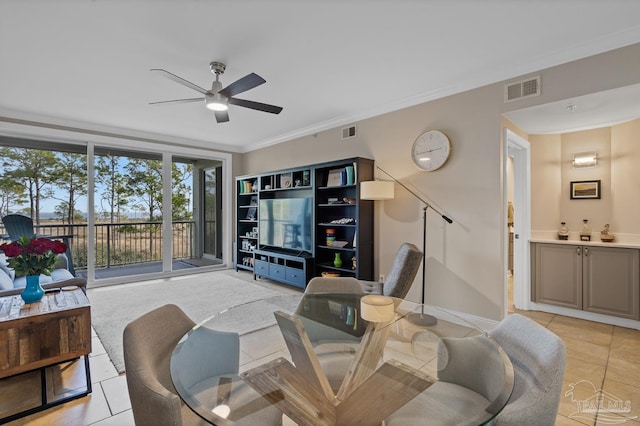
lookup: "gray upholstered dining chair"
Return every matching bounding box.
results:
[387,313,566,425]
[123,304,205,426]
[359,242,423,298]
[489,313,566,425]
[304,276,364,294]
[124,304,282,426]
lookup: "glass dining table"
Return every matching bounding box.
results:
[170,292,514,425]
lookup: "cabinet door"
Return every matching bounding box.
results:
[583,246,640,320]
[532,243,582,309]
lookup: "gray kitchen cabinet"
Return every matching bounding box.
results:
[531,243,582,309]
[583,245,639,319]
[531,242,640,320]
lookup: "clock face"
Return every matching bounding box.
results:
[411,130,451,171]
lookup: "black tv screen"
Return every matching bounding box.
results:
[259,198,313,252]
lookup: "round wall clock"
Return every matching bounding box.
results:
[411,130,451,171]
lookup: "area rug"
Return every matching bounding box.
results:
[88,270,301,373]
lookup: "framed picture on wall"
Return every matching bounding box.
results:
[570,180,601,199]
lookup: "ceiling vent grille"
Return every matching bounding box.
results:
[342,125,357,140]
[504,75,541,103]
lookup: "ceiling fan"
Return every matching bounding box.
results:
[150,61,283,123]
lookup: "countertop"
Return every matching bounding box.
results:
[530,231,640,249]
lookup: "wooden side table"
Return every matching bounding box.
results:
[0,288,91,423]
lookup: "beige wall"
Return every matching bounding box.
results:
[530,118,640,236]
[530,133,562,231]
[612,119,640,235]
[237,43,640,321]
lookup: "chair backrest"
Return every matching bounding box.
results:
[383,242,423,298]
[123,304,196,426]
[304,277,364,294]
[2,214,35,240]
[489,313,566,425]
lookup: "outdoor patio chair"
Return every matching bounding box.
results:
[1,214,76,276]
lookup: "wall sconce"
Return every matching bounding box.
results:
[573,152,597,168]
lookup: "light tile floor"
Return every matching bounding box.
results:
[4,275,639,425]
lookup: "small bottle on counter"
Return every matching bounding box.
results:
[580,219,591,241]
[558,222,569,240]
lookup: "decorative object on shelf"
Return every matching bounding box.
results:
[600,224,615,242]
[294,179,301,187]
[570,180,601,200]
[351,256,357,270]
[0,236,68,304]
[558,222,569,240]
[331,241,348,248]
[326,229,336,246]
[303,170,310,186]
[361,165,453,327]
[333,252,343,268]
[280,172,293,188]
[329,218,354,224]
[343,197,356,204]
[321,271,340,278]
[246,206,257,220]
[411,130,452,172]
[580,219,592,241]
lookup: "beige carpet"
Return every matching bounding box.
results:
[88,269,301,373]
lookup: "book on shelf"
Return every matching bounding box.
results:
[327,169,344,187]
[345,165,354,185]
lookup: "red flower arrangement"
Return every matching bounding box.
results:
[0,236,67,277]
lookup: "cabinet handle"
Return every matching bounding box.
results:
[584,247,589,257]
[577,247,581,255]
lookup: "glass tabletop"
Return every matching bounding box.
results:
[170,292,514,425]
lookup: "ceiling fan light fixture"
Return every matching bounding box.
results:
[205,92,228,111]
[206,100,228,111]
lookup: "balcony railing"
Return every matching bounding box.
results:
[2,221,197,270]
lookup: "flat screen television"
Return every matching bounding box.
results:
[259,197,313,253]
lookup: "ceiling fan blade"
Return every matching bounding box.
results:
[150,69,209,95]
[149,98,204,105]
[215,110,229,123]
[219,73,266,98]
[228,97,283,114]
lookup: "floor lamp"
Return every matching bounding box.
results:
[361,166,453,326]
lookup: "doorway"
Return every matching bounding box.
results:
[504,128,531,314]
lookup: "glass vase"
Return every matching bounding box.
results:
[22,274,44,304]
[333,252,343,268]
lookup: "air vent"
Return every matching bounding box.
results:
[342,125,357,140]
[504,75,541,103]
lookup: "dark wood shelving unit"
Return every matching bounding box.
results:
[234,157,374,288]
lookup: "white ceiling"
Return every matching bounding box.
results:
[2,1,640,153]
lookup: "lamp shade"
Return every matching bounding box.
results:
[360,295,395,323]
[360,181,395,200]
